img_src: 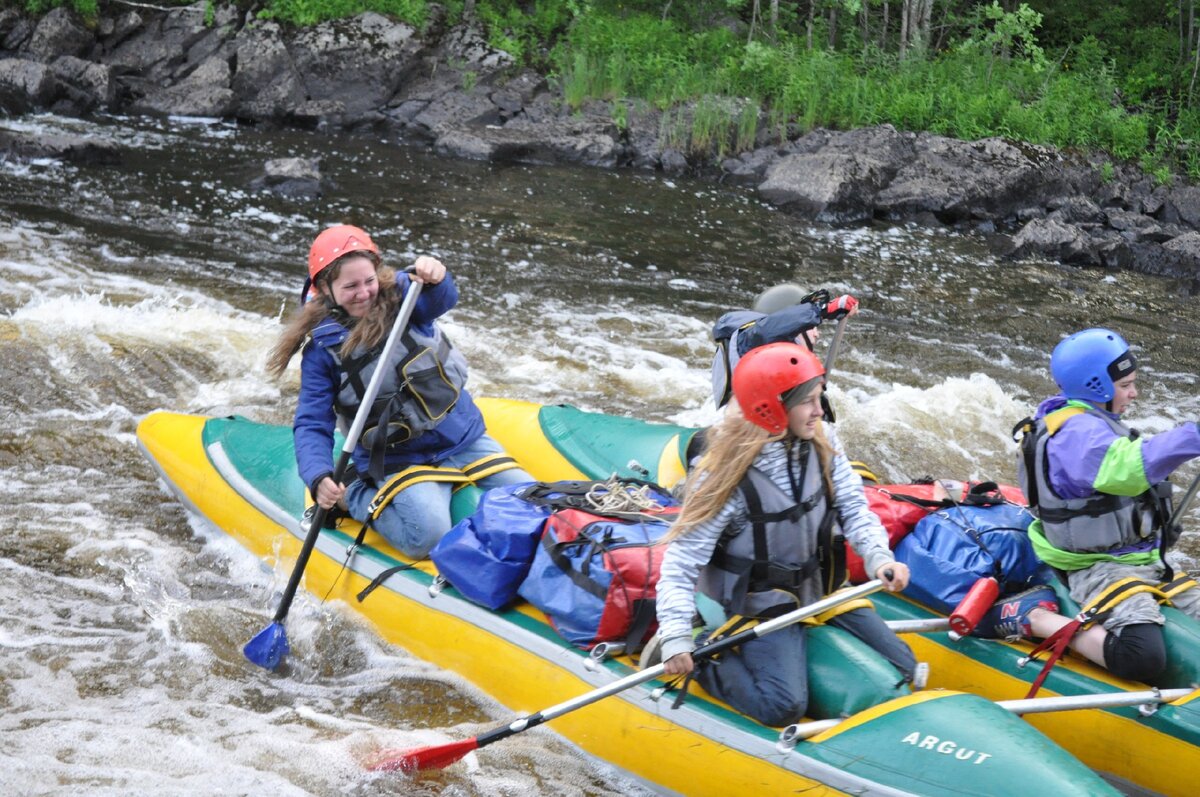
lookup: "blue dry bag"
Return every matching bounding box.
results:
[895,502,1044,614]
[429,482,550,610]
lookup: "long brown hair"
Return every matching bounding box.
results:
[266,253,399,377]
[665,406,836,542]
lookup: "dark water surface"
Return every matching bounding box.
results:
[2,112,1198,795]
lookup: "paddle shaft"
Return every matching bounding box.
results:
[789,687,1196,741]
[1168,469,1200,530]
[821,312,850,377]
[470,580,885,751]
[270,278,425,624]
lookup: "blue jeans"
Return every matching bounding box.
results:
[345,433,532,559]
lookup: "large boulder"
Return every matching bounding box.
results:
[50,55,115,112]
[131,55,234,117]
[435,117,620,168]
[0,128,120,164]
[1006,218,1096,265]
[249,157,324,199]
[289,13,421,124]
[405,81,501,137]
[230,22,305,121]
[22,7,92,62]
[1160,185,1200,228]
[0,57,54,112]
[103,3,232,90]
[876,135,1070,222]
[756,125,915,223]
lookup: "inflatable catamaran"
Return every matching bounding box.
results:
[137,398,1200,796]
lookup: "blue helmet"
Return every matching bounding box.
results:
[1050,328,1138,403]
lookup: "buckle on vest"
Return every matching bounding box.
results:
[753,559,819,592]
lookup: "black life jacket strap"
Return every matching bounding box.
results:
[623,598,658,654]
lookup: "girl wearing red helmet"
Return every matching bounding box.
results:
[267,225,531,559]
[655,342,912,727]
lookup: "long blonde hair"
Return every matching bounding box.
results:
[666,406,836,542]
[265,254,399,378]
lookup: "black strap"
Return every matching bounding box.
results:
[816,506,846,593]
[740,477,775,587]
[543,525,611,600]
[1037,493,1125,522]
[1012,416,1041,510]
[623,598,657,653]
[356,561,420,602]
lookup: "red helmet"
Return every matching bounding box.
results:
[308,224,379,281]
[733,342,825,433]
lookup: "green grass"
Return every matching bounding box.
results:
[552,12,1157,164]
[256,0,427,27]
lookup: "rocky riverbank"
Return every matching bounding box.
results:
[4,3,1200,282]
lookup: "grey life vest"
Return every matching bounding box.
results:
[1020,405,1169,554]
[698,442,844,618]
[324,321,468,481]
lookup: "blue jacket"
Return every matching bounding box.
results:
[293,272,485,491]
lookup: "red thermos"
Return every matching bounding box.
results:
[948,576,1000,637]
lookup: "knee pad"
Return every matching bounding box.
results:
[1103,623,1167,682]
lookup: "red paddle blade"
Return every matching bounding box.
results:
[369,737,480,772]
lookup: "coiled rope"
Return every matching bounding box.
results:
[584,476,666,517]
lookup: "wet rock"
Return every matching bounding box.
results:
[1047,196,1104,225]
[50,55,115,112]
[1008,218,1096,266]
[1105,209,1174,243]
[249,157,323,199]
[410,87,501,138]
[103,4,218,85]
[1161,185,1200,228]
[1125,239,1200,277]
[0,7,33,51]
[759,150,894,223]
[435,118,620,168]
[289,13,421,123]
[758,126,914,222]
[97,10,142,51]
[877,135,1068,223]
[1163,231,1200,265]
[622,101,666,169]
[23,7,92,63]
[230,22,304,121]
[0,129,120,165]
[131,55,233,117]
[433,129,497,160]
[660,148,688,175]
[0,57,53,112]
[719,145,779,182]
[1142,186,1169,217]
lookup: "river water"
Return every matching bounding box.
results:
[2,111,1199,796]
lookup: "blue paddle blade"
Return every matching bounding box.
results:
[244,622,289,670]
